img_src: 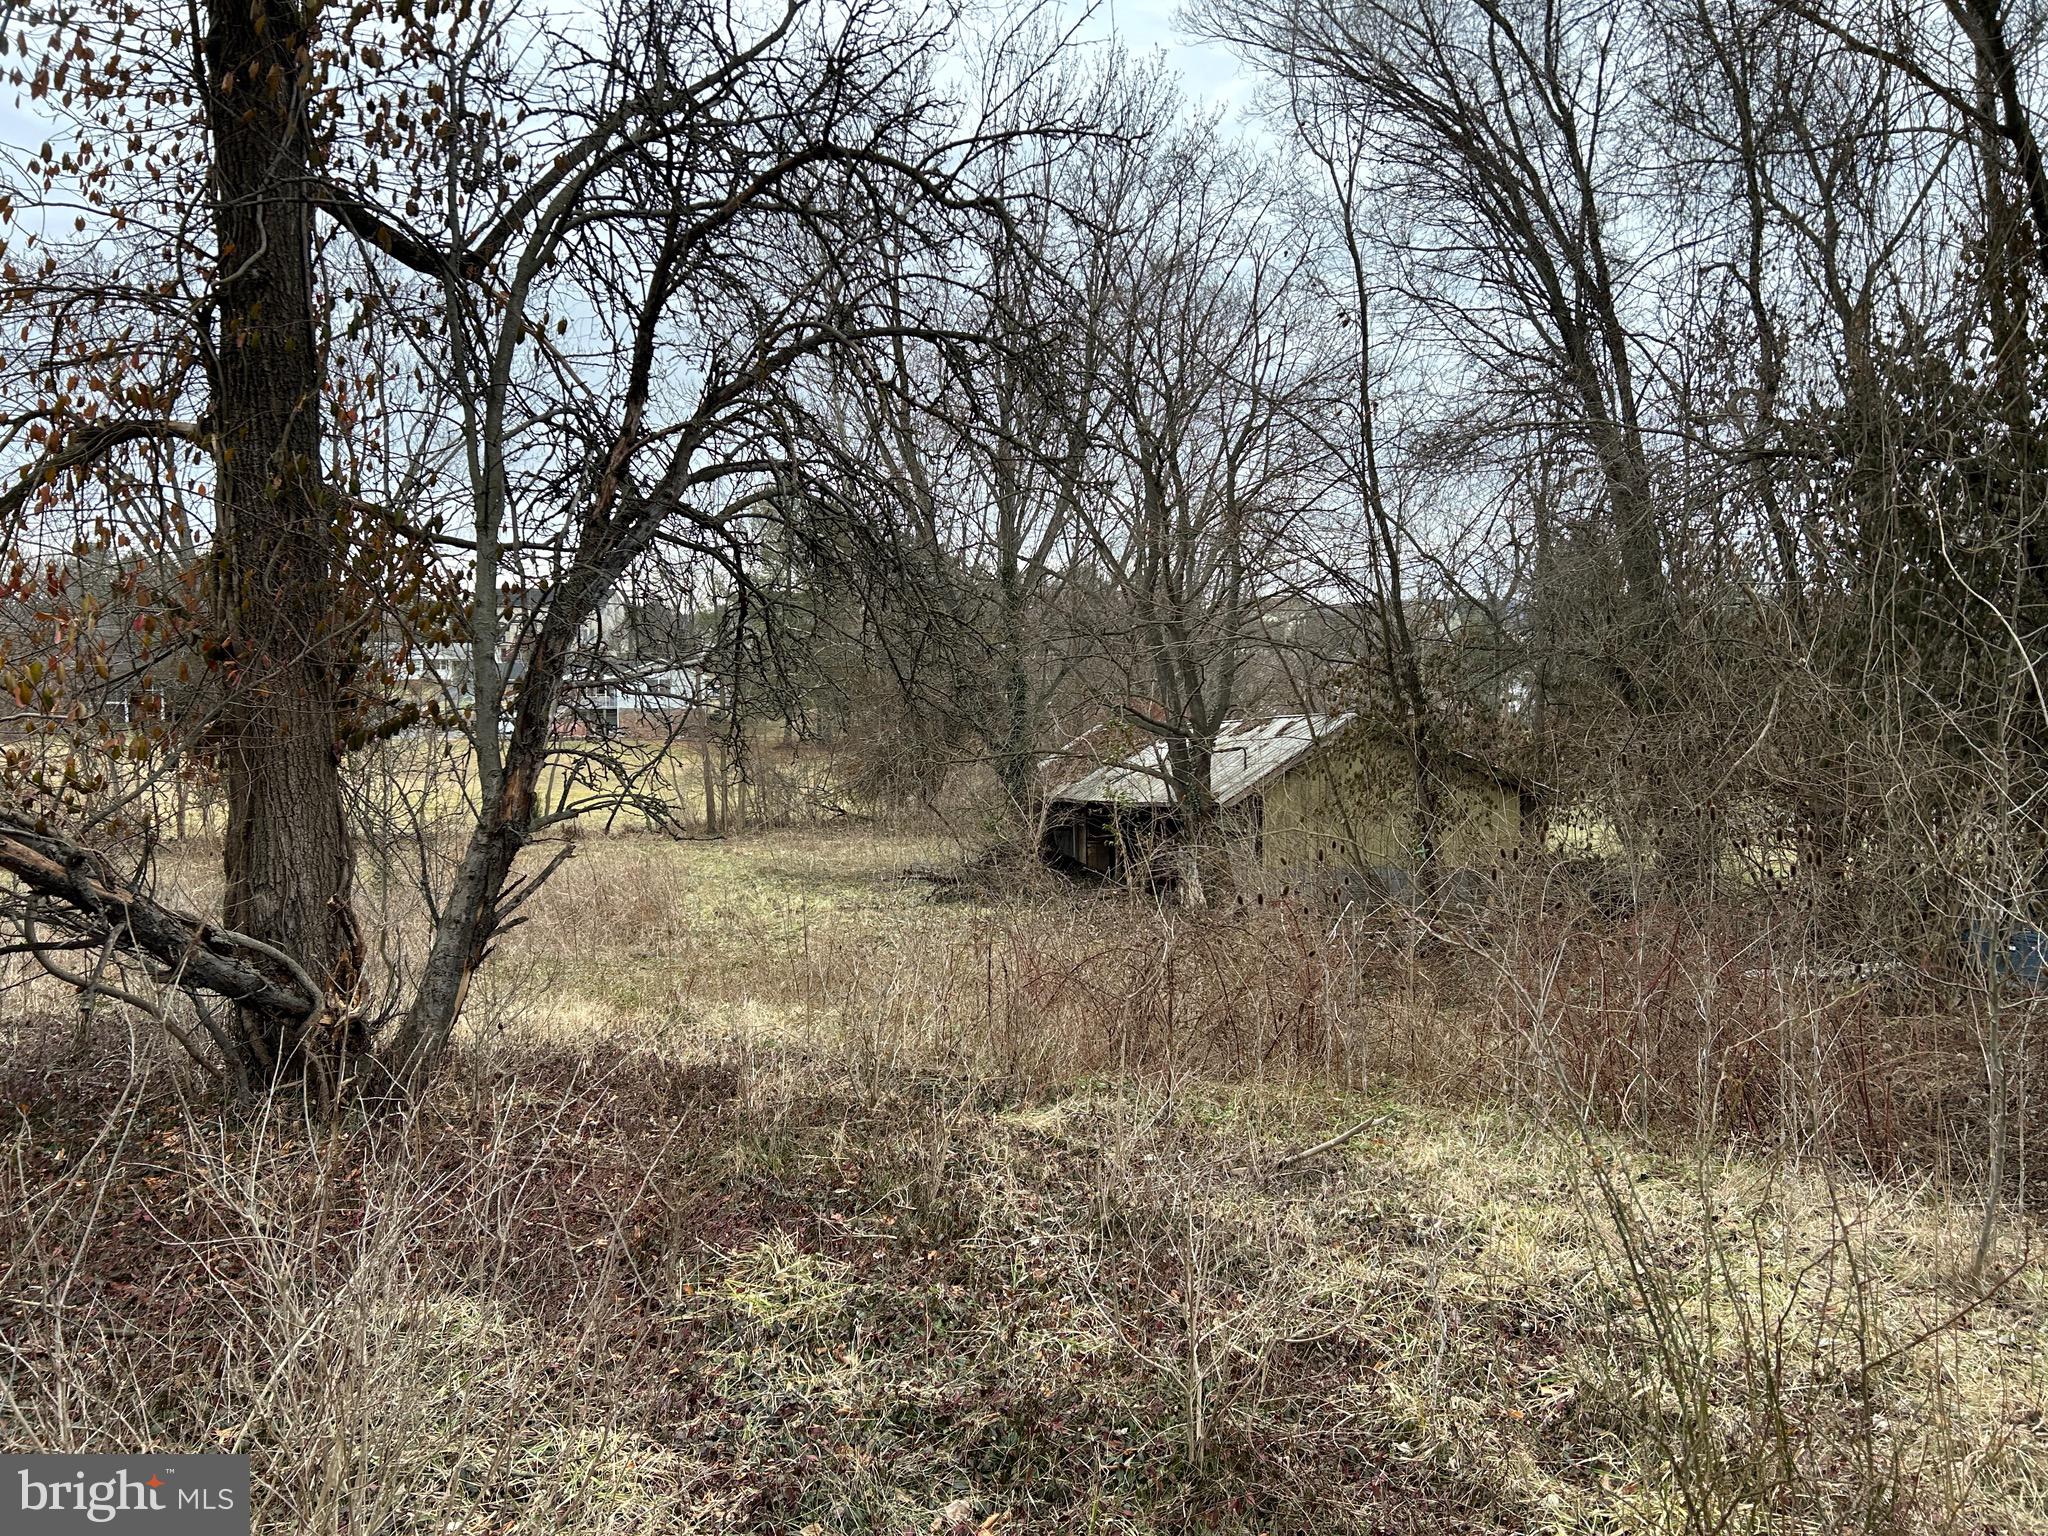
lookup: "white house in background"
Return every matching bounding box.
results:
[564,663,725,738]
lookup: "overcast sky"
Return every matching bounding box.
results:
[1087,0,1258,115]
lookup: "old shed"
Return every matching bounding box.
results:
[1041,713,1521,888]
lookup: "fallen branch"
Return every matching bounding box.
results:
[1272,1113,1382,1173]
[0,809,318,1024]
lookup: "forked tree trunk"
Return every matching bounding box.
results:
[385,545,636,1091]
[203,0,363,1083]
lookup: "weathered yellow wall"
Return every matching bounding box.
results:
[1258,728,1519,873]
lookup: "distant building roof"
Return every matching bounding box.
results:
[1048,713,1355,810]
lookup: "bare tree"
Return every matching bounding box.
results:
[1197,0,1676,704]
[802,49,1175,816]
[1070,120,1328,832]
[0,0,1073,1097]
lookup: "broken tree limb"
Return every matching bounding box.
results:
[0,810,319,1024]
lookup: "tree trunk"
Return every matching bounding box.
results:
[385,534,646,1091]
[203,0,362,1082]
[993,623,1039,813]
[699,729,720,834]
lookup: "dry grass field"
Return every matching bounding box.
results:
[5,826,2048,1533]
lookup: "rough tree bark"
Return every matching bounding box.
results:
[202,0,363,1078]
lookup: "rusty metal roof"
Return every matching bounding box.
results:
[1048,714,1355,810]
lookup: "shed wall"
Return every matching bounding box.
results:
[1257,730,1519,873]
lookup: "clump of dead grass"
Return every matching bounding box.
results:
[4,998,2044,1534]
[5,828,2044,1533]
